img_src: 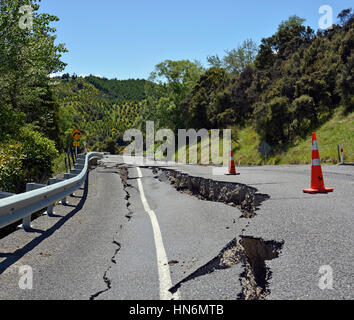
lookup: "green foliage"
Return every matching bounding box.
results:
[55,77,141,152]
[207,39,258,74]
[146,9,353,155]
[0,0,67,191]
[218,10,352,147]
[20,126,58,184]
[139,60,204,132]
[84,76,148,102]
[181,68,229,129]
[0,141,24,193]
[0,127,58,193]
[0,0,67,144]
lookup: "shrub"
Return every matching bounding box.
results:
[20,127,59,184]
[0,142,24,193]
[0,127,58,193]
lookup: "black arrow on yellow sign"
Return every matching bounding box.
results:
[71,129,82,141]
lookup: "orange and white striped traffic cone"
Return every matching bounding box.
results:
[225,142,240,176]
[303,133,333,194]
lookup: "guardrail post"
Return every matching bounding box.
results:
[46,178,67,215]
[64,173,79,197]
[70,169,81,175]
[64,173,77,179]
[74,164,84,170]
[54,177,68,205]
[21,183,46,231]
[76,158,85,165]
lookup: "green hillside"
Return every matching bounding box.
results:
[54,76,142,153]
[84,76,148,101]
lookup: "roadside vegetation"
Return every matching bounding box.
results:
[140,10,354,165]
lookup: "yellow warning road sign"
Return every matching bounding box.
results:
[73,141,80,147]
[71,129,82,141]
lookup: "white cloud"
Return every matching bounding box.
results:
[79,74,103,78]
[48,73,104,79]
[48,73,64,78]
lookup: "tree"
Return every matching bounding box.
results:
[223,39,258,74]
[337,8,354,27]
[181,68,229,129]
[0,0,67,191]
[149,60,204,102]
[207,39,258,74]
[255,16,313,69]
[0,0,67,143]
[206,55,223,69]
[254,97,290,145]
[141,60,204,132]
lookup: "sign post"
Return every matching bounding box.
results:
[258,141,272,164]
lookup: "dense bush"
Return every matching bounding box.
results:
[0,128,58,193]
[20,127,59,184]
[0,142,24,193]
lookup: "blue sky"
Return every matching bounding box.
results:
[39,0,353,80]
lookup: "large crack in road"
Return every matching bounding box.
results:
[168,236,284,300]
[89,238,121,300]
[151,166,285,299]
[152,167,269,218]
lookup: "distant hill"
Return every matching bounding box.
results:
[84,76,147,101]
[53,75,143,153]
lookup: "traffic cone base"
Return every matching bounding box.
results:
[225,172,241,176]
[303,187,334,194]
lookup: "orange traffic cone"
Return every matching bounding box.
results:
[303,133,333,194]
[225,142,240,176]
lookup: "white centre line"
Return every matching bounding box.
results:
[136,167,180,300]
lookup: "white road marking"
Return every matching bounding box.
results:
[136,167,180,300]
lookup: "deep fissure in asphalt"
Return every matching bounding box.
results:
[152,167,270,218]
[169,236,284,300]
[236,236,284,300]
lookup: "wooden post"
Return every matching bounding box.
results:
[70,147,75,164]
[67,148,72,170]
[64,156,68,173]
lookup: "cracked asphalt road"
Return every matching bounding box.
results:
[0,155,352,300]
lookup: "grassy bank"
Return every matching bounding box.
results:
[174,108,354,165]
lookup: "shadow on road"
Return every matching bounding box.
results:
[0,173,90,275]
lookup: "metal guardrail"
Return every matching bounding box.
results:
[0,152,103,231]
